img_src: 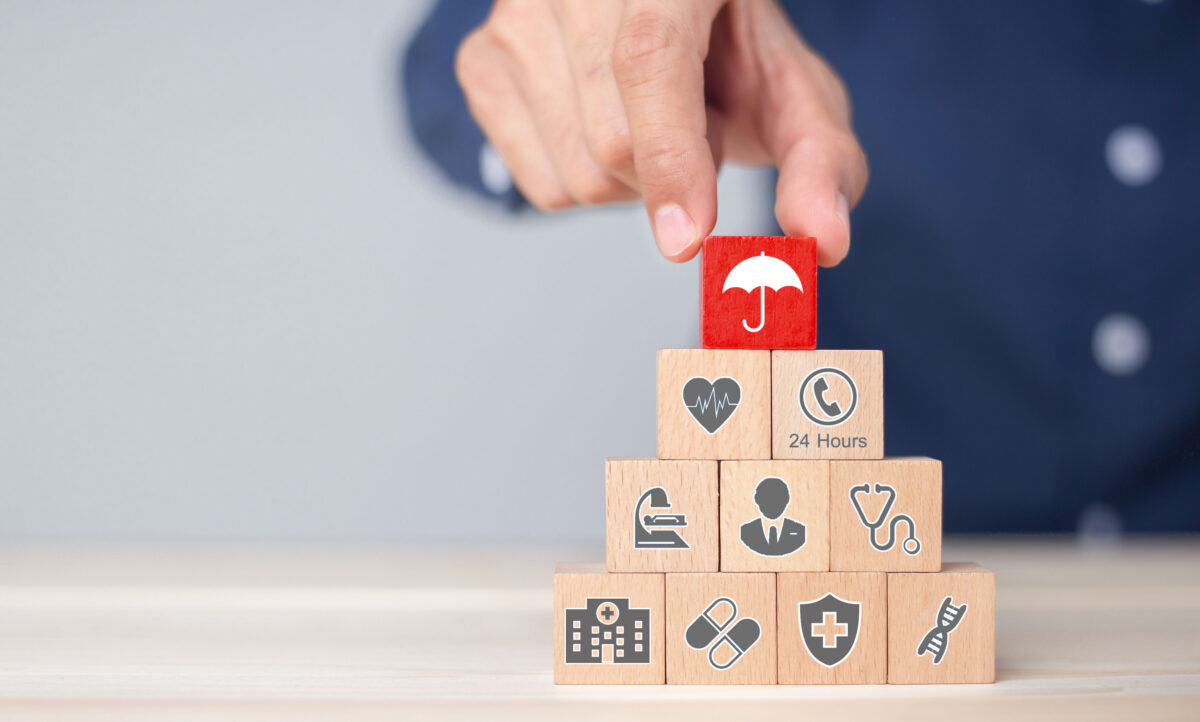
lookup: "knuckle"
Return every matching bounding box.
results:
[490,0,537,27]
[612,11,683,83]
[826,129,860,161]
[817,62,853,122]
[761,50,807,100]
[587,126,634,172]
[454,30,491,90]
[524,183,574,212]
[571,170,628,205]
[796,128,864,173]
[762,51,853,125]
[831,82,852,123]
[851,143,870,186]
[486,0,556,66]
[773,195,799,228]
[828,130,869,184]
[634,141,694,190]
[574,30,613,78]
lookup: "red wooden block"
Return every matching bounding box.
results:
[700,236,818,350]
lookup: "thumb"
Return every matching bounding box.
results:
[747,1,868,267]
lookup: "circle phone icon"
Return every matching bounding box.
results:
[798,367,857,426]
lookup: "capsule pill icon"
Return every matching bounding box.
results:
[684,596,762,671]
[686,598,737,650]
[708,618,761,670]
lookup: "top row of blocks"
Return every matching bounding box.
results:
[701,235,818,350]
[658,349,882,460]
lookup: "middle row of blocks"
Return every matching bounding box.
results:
[657,348,883,460]
[607,458,940,573]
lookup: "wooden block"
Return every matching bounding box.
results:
[829,458,941,572]
[606,459,719,573]
[777,572,887,685]
[771,350,883,459]
[553,563,665,685]
[657,349,770,460]
[887,562,996,684]
[700,235,818,350]
[666,572,777,684]
[719,460,829,572]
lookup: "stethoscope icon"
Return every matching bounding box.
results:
[849,483,921,556]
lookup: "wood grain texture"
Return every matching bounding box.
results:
[700,236,818,350]
[772,350,883,460]
[887,562,995,684]
[605,459,718,573]
[665,573,777,685]
[719,461,830,572]
[830,458,942,572]
[0,539,1196,719]
[778,572,887,685]
[553,563,664,684]
[657,349,771,460]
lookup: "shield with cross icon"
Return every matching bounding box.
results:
[798,593,861,667]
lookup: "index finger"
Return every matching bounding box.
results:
[612,0,726,262]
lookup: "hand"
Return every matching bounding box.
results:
[455,0,868,266]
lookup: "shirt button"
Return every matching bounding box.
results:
[1105,125,1162,187]
[479,142,513,195]
[1092,313,1151,376]
[1077,502,1123,543]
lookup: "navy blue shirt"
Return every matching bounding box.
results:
[404,0,1200,533]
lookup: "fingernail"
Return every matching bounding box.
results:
[836,192,850,238]
[653,203,697,258]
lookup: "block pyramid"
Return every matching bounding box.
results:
[554,236,995,685]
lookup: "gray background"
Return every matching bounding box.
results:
[0,1,771,541]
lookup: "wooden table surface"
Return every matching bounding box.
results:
[0,538,1196,721]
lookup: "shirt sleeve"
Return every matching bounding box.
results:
[401,0,525,210]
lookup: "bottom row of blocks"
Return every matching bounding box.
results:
[554,562,994,685]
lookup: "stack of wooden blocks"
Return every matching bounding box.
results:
[554,236,995,685]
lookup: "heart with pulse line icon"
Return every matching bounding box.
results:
[682,376,741,434]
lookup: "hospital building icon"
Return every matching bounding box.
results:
[564,597,651,665]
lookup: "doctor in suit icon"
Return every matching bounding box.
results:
[740,477,806,556]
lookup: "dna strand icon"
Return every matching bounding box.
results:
[916,596,967,665]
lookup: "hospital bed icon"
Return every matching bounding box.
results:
[634,486,690,550]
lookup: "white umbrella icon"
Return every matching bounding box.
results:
[721,252,804,333]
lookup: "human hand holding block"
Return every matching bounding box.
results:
[455,4,867,264]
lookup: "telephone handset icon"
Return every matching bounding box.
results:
[812,377,842,418]
[798,367,857,426]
